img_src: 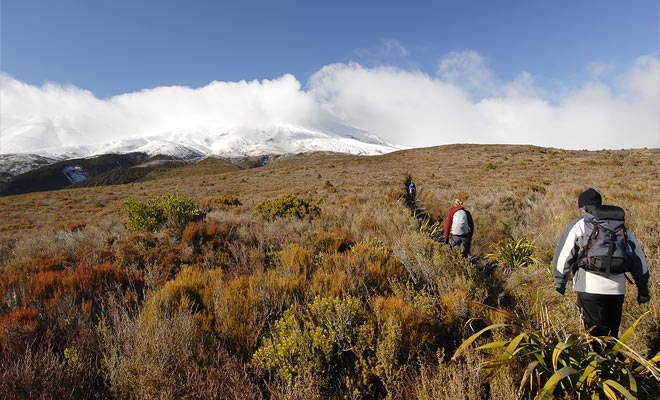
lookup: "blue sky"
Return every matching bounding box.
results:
[3,0,658,97]
[1,0,659,151]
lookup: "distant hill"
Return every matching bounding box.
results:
[0,153,60,183]
[0,151,273,196]
[0,152,160,196]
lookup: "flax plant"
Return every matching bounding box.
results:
[486,236,539,270]
[453,305,660,399]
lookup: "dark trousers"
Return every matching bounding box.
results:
[450,234,472,258]
[576,292,625,337]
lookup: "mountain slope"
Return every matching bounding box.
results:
[0,153,60,183]
[0,121,403,180]
[0,152,155,196]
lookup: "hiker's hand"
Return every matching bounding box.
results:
[555,285,565,295]
[638,294,651,304]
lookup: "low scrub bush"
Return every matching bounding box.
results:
[125,192,205,232]
[181,218,238,265]
[348,238,405,296]
[253,194,321,220]
[100,303,208,399]
[0,347,79,400]
[409,349,492,400]
[204,194,242,207]
[254,294,445,398]
[124,198,165,233]
[113,233,185,288]
[253,296,372,397]
[45,220,88,233]
[307,238,405,300]
[143,266,222,334]
[311,227,355,254]
[214,268,304,357]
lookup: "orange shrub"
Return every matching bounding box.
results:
[204,194,242,207]
[182,218,234,249]
[45,220,88,233]
[352,239,405,295]
[372,295,439,357]
[311,228,355,254]
[357,214,383,232]
[279,243,313,281]
[309,266,349,298]
[114,234,183,286]
[23,261,143,330]
[19,253,72,273]
[214,269,302,357]
[158,266,217,314]
[27,270,62,303]
[62,262,140,298]
[0,307,39,334]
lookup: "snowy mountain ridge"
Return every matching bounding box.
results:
[0,118,403,179]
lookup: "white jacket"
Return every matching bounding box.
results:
[552,215,648,295]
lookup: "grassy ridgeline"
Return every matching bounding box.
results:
[0,144,658,399]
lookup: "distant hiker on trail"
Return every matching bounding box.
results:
[553,188,650,338]
[443,198,474,257]
[404,174,416,208]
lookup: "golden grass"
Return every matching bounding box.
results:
[0,144,658,399]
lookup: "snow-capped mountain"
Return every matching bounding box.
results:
[1,72,406,180]
[1,117,402,179]
[0,153,61,182]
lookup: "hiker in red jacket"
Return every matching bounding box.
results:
[443,199,474,257]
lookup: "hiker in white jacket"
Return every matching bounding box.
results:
[553,188,650,337]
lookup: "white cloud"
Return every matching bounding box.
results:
[1,53,658,154]
[309,63,480,147]
[586,61,614,80]
[437,50,498,99]
[310,54,660,150]
[1,74,324,153]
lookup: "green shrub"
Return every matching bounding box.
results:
[125,197,165,233]
[125,193,205,232]
[253,296,371,396]
[253,194,321,220]
[253,294,430,398]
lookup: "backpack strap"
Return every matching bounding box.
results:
[603,230,616,275]
[577,222,599,270]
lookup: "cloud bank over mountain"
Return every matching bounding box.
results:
[309,53,659,150]
[1,52,658,156]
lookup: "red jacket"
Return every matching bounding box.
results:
[443,206,474,241]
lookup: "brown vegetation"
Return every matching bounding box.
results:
[0,144,658,399]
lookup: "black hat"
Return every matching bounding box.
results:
[578,188,602,208]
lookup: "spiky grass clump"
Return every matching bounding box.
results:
[487,236,539,270]
[453,306,660,399]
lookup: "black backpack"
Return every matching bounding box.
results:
[578,205,632,274]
